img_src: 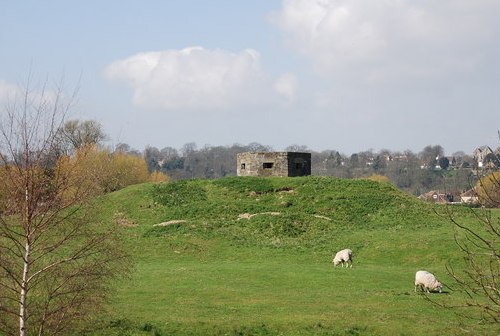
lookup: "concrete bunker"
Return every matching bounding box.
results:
[236,152,311,177]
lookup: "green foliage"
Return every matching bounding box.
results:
[476,171,500,207]
[438,156,450,170]
[101,319,169,336]
[213,176,276,194]
[150,180,207,206]
[141,176,441,249]
[229,324,275,336]
[143,223,190,237]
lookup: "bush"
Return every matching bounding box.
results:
[476,171,500,207]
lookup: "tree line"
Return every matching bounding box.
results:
[25,116,485,199]
[132,142,480,197]
[26,118,489,199]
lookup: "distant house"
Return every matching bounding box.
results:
[418,190,453,203]
[237,152,311,177]
[460,188,479,204]
[473,146,494,168]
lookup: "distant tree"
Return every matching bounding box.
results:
[162,157,185,171]
[144,146,161,172]
[444,168,475,193]
[357,150,375,167]
[372,155,386,172]
[322,151,344,172]
[247,142,272,152]
[160,146,179,161]
[350,153,359,168]
[115,142,131,153]
[285,144,310,152]
[451,151,467,168]
[438,157,450,170]
[181,142,197,157]
[379,149,392,159]
[114,143,141,156]
[158,147,182,172]
[334,151,344,165]
[404,150,419,164]
[484,152,500,168]
[419,145,444,168]
[56,119,107,153]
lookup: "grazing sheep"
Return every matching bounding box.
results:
[414,270,443,293]
[332,249,353,268]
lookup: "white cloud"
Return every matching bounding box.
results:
[105,47,294,110]
[0,80,61,108]
[274,73,298,102]
[272,0,500,82]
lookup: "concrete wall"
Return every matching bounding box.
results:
[287,152,312,177]
[236,152,311,177]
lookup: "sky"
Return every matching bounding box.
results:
[1,0,500,155]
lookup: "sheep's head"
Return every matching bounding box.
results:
[435,282,443,293]
[332,259,340,266]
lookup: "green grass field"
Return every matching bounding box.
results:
[89,176,496,335]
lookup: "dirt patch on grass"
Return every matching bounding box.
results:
[237,212,281,220]
[313,215,332,221]
[113,212,137,227]
[153,220,187,227]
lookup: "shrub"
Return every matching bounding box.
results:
[476,171,500,207]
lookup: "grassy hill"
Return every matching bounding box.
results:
[90,176,493,336]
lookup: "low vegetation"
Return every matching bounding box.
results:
[87,176,496,336]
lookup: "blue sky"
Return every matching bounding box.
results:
[1,1,500,155]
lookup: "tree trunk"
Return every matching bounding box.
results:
[19,240,30,336]
[20,178,31,336]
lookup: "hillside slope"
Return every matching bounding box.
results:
[102,176,442,247]
[90,176,490,336]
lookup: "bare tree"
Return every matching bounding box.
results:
[0,79,126,336]
[419,145,444,169]
[285,144,310,152]
[56,119,107,154]
[428,148,499,325]
[444,206,499,324]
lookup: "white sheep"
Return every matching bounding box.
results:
[332,249,353,268]
[414,270,443,293]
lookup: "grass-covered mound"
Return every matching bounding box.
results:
[120,176,440,247]
[90,176,493,336]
